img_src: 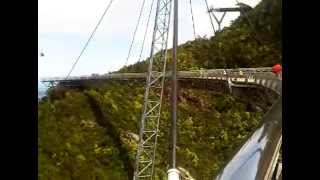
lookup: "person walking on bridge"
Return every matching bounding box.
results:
[200,68,205,78]
[272,63,282,80]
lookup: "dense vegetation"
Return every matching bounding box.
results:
[39,82,276,179]
[119,0,281,73]
[39,0,281,179]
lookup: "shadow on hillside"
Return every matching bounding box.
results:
[84,92,134,179]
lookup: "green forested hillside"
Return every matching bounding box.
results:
[38,0,281,179]
[119,0,281,73]
[39,82,276,179]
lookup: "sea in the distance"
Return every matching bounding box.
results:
[38,81,48,100]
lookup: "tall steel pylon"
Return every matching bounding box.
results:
[134,0,172,179]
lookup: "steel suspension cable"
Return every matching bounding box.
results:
[188,0,197,39]
[137,0,156,62]
[65,0,115,79]
[204,0,216,34]
[124,0,147,66]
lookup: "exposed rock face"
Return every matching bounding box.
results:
[178,167,195,180]
[124,131,140,142]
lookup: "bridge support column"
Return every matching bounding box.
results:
[49,81,55,88]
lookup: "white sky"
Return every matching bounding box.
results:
[38,0,261,79]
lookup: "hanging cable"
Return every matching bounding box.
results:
[124,0,147,66]
[218,41,232,93]
[65,0,115,79]
[188,0,196,39]
[204,0,216,34]
[137,0,156,62]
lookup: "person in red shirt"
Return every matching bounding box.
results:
[272,64,282,79]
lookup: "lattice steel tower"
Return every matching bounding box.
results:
[133,0,172,179]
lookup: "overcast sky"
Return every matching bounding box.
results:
[38,0,261,79]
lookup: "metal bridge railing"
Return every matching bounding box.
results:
[41,67,281,94]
